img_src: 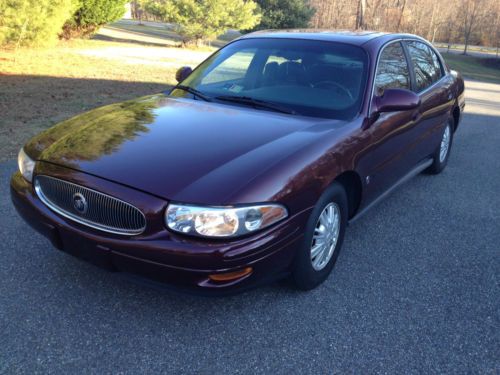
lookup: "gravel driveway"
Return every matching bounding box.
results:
[0,80,499,374]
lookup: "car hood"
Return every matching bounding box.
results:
[26,95,343,203]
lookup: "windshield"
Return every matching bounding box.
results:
[171,38,368,120]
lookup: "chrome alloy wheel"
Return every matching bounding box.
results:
[439,124,451,163]
[310,202,341,271]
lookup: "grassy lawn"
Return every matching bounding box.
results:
[441,53,500,84]
[0,24,216,161]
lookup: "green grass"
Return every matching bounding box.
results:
[442,53,500,84]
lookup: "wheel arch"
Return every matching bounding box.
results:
[332,170,363,219]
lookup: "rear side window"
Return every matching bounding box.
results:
[406,41,443,92]
[374,42,410,96]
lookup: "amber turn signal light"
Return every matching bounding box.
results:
[209,267,253,282]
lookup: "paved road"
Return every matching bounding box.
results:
[1,81,499,374]
[436,47,498,59]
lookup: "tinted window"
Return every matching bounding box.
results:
[173,38,369,120]
[407,41,443,91]
[374,42,410,96]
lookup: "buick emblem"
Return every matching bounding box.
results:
[73,193,88,214]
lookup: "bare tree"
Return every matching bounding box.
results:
[460,0,483,54]
[306,0,498,50]
[427,1,451,43]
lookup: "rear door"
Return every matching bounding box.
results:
[403,40,455,163]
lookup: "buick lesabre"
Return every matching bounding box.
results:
[11,31,465,293]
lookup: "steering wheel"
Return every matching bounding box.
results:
[313,81,354,101]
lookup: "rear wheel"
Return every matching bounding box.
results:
[292,183,348,290]
[426,119,454,174]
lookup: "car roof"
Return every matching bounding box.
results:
[239,30,415,46]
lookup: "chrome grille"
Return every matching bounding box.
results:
[34,175,146,235]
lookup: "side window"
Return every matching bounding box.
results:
[374,42,411,96]
[406,41,443,92]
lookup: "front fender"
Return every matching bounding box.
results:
[228,118,365,215]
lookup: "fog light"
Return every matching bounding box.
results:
[208,267,253,282]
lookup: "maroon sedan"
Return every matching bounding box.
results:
[11,31,465,294]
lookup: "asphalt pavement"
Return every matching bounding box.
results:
[1,81,499,373]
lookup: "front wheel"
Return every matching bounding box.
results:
[292,183,348,290]
[426,119,454,174]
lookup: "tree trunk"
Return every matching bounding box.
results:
[463,35,469,55]
[428,3,436,40]
[355,0,361,29]
[432,27,438,44]
[396,0,407,32]
[355,0,367,29]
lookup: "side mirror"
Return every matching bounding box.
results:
[175,66,193,83]
[372,88,421,113]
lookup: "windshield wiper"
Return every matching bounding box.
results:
[175,85,213,102]
[215,95,296,115]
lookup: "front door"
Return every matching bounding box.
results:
[357,41,418,203]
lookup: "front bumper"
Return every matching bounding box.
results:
[10,170,309,294]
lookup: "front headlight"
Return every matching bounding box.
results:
[18,148,35,183]
[166,203,288,238]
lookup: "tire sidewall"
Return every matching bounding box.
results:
[439,120,454,166]
[433,119,454,173]
[425,118,454,175]
[292,182,348,290]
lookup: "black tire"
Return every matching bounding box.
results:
[425,118,454,175]
[292,182,348,290]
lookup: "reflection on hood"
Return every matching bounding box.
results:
[27,96,160,166]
